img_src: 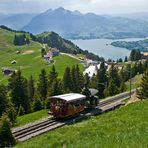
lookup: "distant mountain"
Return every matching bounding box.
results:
[0,13,37,30]
[22,7,148,39]
[1,8,148,39]
[114,12,148,22]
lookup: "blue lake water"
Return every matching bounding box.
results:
[72,38,148,60]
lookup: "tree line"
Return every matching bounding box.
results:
[13,33,30,46]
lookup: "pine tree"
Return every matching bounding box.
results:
[41,48,46,57]
[132,62,138,77]
[18,105,25,116]
[0,85,8,116]
[48,79,62,96]
[97,62,107,98]
[108,64,121,87]
[71,66,77,92]
[28,75,35,101]
[47,65,61,97]
[48,65,58,84]
[8,70,31,113]
[118,58,123,63]
[130,49,141,61]
[124,56,128,62]
[0,114,16,147]
[32,97,43,112]
[124,64,131,81]
[37,69,48,99]
[75,65,84,92]
[6,102,17,125]
[137,61,143,74]
[119,81,127,93]
[138,69,148,99]
[104,80,118,97]
[63,67,72,93]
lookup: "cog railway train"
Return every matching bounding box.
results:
[49,90,98,118]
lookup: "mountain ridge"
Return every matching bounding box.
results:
[1,7,148,39]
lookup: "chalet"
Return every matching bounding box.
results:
[11,60,17,64]
[50,48,60,57]
[44,53,53,62]
[2,67,15,76]
[16,50,20,54]
[83,59,98,67]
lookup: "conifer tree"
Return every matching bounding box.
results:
[48,79,62,96]
[138,69,148,99]
[108,64,121,87]
[75,65,84,92]
[0,85,8,116]
[6,102,17,125]
[63,67,72,93]
[124,56,128,62]
[32,97,43,112]
[8,70,31,113]
[0,114,16,147]
[48,65,58,84]
[104,80,118,97]
[97,62,107,98]
[37,69,48,99]
[28,75,35,101]
[119,81,127,93]
[71,66,77,92]
[47,65,61,97]
[18,105,25,116]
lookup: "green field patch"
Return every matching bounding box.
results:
[15,109,48,127]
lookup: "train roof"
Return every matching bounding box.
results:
[50,93,86,102]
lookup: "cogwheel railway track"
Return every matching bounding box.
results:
[12,90,135,142]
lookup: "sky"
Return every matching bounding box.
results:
[0,0,148,14]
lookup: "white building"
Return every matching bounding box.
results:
[83,63,108,78]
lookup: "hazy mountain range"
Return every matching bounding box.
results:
[1,7,148,39]
[0,13,37,30]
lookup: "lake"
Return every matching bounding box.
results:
[72,38,148,60]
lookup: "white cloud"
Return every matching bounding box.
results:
[0,0,148,14]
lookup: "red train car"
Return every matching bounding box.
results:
[49,93,86,118]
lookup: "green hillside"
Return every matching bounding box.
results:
[37,31,101,61]
[14,100,148,148]
[0,27,82,83]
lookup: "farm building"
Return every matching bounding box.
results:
[2,67,15,76]
[43,52,53,63]
[11,60,17,64]
[16,50,20,54]
[50,48,60,57]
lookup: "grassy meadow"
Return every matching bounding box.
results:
[14,100,148,148]
[0,28,82,84]
[15,109,48,127]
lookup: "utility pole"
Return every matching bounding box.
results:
[129,64,132,99]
